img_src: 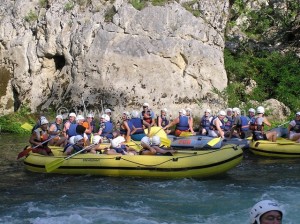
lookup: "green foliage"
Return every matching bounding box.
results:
[24,10,38,23]
[39,0,47,8]
[151,0,168,6]
[104,7,117,22]
[224,48,300,112]
[65,1,75,11]
[0,106,36,134]
[130,0,147,10]
[182,0,200,17]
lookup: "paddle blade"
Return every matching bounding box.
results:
[179,132,194,137]
[207,137,221,147]
[45,158,65,173]
[161,137,171,147]
[21,123,33,131]
[17,147,32,160]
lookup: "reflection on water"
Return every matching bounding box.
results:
[0,134,300,224]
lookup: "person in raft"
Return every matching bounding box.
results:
[249,106,277,142]
[29,118,53,156]
[64,135,96,155]
[163,109,194,136]
[139,136,176,155]
[130,110,151,141]
[208,110,226,139]
[106,136,137,155]
[250,200,283,224]
[287,111,300,143]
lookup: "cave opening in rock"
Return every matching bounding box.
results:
[53,55,66,70]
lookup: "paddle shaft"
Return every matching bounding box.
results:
[17,134,59,159]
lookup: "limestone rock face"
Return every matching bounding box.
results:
[263,99,291,121]
[0,0,230,118]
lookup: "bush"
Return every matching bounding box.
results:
[224,48,300,112]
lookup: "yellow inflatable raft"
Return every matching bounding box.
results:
[24,144,243,178]
[250,138,300,158]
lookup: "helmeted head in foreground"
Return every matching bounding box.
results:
[250,200,283,224]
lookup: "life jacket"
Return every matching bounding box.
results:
[49,122,61,137]
[120,120,133,135]
[176,116,189,131]
[33,128,49,147]
[67,123,78,138]
[250,117,264,132]
[240,116,249,131]
[210,117,225,131]
[142,111,153,125]
[223,116,233,131]
[63,143,84,153]
[291,120,300,133]
[157,115,169,127]
[248,116,256,125]
[100,121,114,139]
[112,145,127,154]
[200,115,211,128]
[130,118,144,134]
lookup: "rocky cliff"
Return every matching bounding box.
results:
[0,0,230,118]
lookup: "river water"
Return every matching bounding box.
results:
[0,134,299,224]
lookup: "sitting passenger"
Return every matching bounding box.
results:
[199,109,213,136]
[163,109,194,136]
[139,136,176,155]
[250,106,277,142]
[48,115,67,147]
[130,110,151,141]
[119,111,132,142]
[208,110,226,139]
[29,118,53,156]
[288,112,300,143]
[223,108,233,133]
[64,135,96,155]
[106,136,137,155]
[97,114,114,140]
[157,108,170,133]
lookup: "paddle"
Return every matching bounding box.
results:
[17,135,59,159]
[145,127,171,147]
[179,131,194,137]
[21,122,33,131]
[206,137,222,147]
[45,144,96,173]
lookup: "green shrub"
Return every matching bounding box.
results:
[24,10,38,23]
[104,7,117,22]
[224,48,300,112]
[65,1,75,11]
[130,0,147,10]
[182,0,200,17]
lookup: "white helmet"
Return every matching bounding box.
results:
[179,109,186,115]
[226,108,233,112]
[69,112,76,117]
[76,115,85,121]
[249,108,256,113]
[40,119,49,125]
[56,115,63,120]
[143,103,149,107]
[186,108,191,112]
[161,108,168,113]
[101,114,110,122]
[105,109,112,113]
[141,136,151,146]
[232,107,240,114]
[87,114,94,118]
[74,135,84,144]
[152,135,161,146]
[218,110,226,116]
[92,135,102,144]
[257,106,265,114]
[131,110,139,118]
[296,112,300,116]
[111,136,125,148]
[205,109,211,114]
[123,111,131,120]
[250,200,283,224]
